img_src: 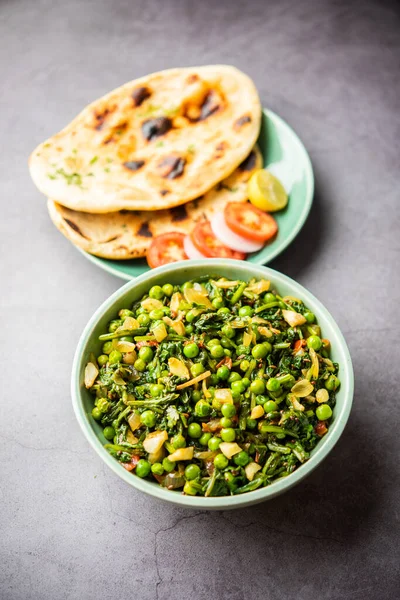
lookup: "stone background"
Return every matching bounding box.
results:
[1,0,399,598]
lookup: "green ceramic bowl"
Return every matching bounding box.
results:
[76,109,314,281]
[72,260,353,509]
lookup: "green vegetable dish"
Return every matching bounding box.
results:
[85,277,340,497]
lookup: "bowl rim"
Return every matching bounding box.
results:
[71,260,354,509]
[74,108,315,281]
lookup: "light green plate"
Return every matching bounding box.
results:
[77,109,314,280]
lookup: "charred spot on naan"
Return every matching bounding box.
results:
[103,121,129,145]
[239,150,257,171]
[234,115,252,131]
[157,155,186,179]
[214,141,228,160]
[142,117,172,141]
[123,160,145,171]
[186,74,199,84]
[137,222,153,238]
[63,218,90,240]
[93,106,115,131]
[132,86,151,107]
[185,89,224,122]
[170,205,189,223]
[160,189,170,196]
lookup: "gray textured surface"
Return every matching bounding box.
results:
[1,0,399,598]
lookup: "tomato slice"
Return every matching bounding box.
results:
[224,202,278,243]
[190,221,246,259]
[147,232,188,268]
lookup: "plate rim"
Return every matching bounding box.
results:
[75,108,314,281]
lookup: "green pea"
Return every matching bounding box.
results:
[214,454,229,469]
[185,464,200,480]
[221,428,236,442]
[190,363,205,378]
[181,281,193,291]
[210,345,224,359]
[264,400,278,413]
[218,307,230,315]
[183,481,197,495]
[220,417,232,428]
[151,462,164,475]
[185,324,193,334]
[102,341,113,355]
[138,346,154,363]
[136,459,151,478]
[221,325,235,339]
[162,283,174,297]
[228,372,242,384]
[184,342,199,358]
[219,336,231,349]
[199,432,212,446]
[231,380,245,397]
[224,349,232,357]
[103,426,115,440]
[150,384,164,397]
[212,297,224,309]
[252,343,271,359]
[208,338,221,347]
[278,301,286,309]
[233,451,250,467]
[217,365,230,381]
[91,407,102,421]
[241,377,250,389]
[307,335,322,351]
[171,433,186,449]
[134,358,146,372]
[108,320,121,333]
[109,350,122,364]
[137,313,151,326]
[149,309,164,320]
[119,335,134,343]
[97,354,108,367]
[192,390,201,402]
[236,344,250,356]
[325,375,340,391]
[304,311,315,323]
[239,305,254,317]
[221,403,236,418]
[136,306,147,315]
[208,437,221,451]
[185,309,197,323]
[264,293,276,303]
[195,400,211,418]
[267,378,281,392]
[246,418,257,430]
[149,285,164,300]
[188,423,202,438]
[250,379,265,394]
[256,394,267,405]
[141,410,156,427]
[316,404,333,420]
[162,457,175,473]
[240,359,250,372]
[119,309,134,319]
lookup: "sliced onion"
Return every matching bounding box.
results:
[210,212,264,253]
[183,235,207,259]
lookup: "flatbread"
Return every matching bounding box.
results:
[30,66,261,213]
[47,146,263,259]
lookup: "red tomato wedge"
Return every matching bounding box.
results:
[147,232,188,268]
[224,202,278,243]
[190,221,246,259]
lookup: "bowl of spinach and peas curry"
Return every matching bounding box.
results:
[72,259,354,509]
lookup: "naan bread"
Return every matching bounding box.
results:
[47,147,262,259]
[30,66,261,213]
